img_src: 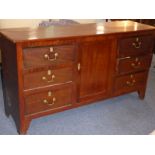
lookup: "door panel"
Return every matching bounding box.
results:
[79,40,113,101]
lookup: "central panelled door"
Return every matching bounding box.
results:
[79,39,115,103]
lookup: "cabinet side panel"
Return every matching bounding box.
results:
[0,36,20,132]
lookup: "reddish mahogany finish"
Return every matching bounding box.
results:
[114,71,148,97]
[117,55,152,75]
[23,67,74,90]
[79,39,115,102]
[118,35,154,57]
[23,44,76,68]
[0,21,155,134]
[25,83,74,115]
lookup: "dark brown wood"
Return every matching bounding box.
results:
[79,39,114,102]
[16,43,29,134]
[0,20,155,134]
[113,71,148,96]
[118,35,154,58]
[117,55,152,75]
[138,19,155,26]
[23,67,74,90]
[109,19,155,54]
[23,44,76,68]
[25,83,74,115]
[0,36,20,132]
[0,20,155,43]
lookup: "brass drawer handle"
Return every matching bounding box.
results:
[131,57,141,68]
[43,97,56,106]
[131,62,141,68]
[126,79,136,86]
[42,74,55,83]
[44,47,58,61]
[44,53,58,61]
[42,70,55,83]
[132,37,141,49]
[132,42,141,49]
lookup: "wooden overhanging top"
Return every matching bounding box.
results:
[0,20,155,43]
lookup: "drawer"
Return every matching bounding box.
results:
[23,67,73,90]
[118,35,154,57]
[117,55,152,75]
[114,72,148,95]
[23,45,76,68]
[25,84,74,115]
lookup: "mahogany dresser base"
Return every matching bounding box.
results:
[0,21,155,134]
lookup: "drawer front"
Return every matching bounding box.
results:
[118,55,152,74]
[118,35,154,57]
[23,45,76,68]
[25,84,75,115]
[23,67,73,90]
[114,72,148,95]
